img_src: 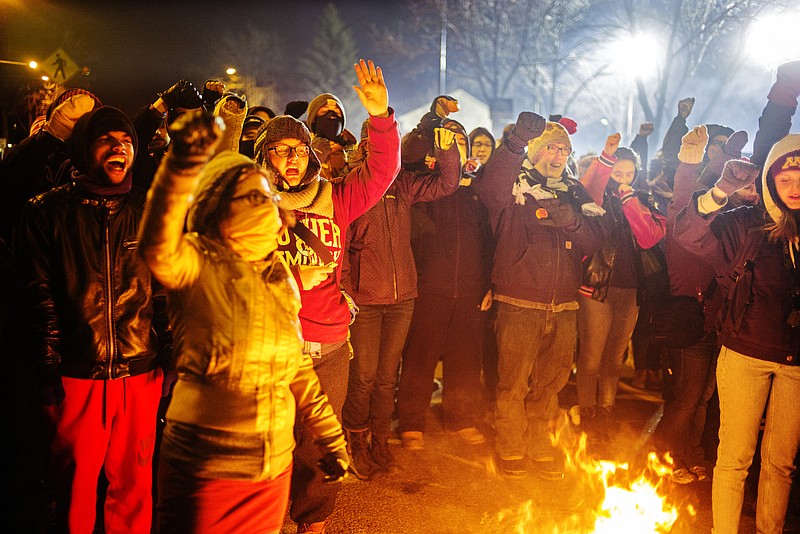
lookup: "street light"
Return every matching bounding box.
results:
[0,58,39,68]
[746,10,800,70]
[226,67,237,76]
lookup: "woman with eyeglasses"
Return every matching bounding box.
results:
[138,111,349,534]
[253,59,401,533]
[576,134,667,443]
[469,127,496,165]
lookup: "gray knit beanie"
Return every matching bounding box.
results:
[253,115,321,189]
[306,93,346,132]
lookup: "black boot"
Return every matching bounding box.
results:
[345,429,385,481]
[370,433,400,474]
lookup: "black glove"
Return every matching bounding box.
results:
[318,450,349,483]
[168,110,224,162]
[284,101,309,119]
[159,80,203,111]
[507,111,546,153]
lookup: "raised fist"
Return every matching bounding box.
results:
[513,111,546,143]
[168,110,225,162]
[431,95,460,118]
[434,127,456,151]
[202,80,226,111]
[638,122,654,137]
[604,132,622,156]
[159,80,203,110]
[722,130,748,158]
[678,125,708,164]
[715,159,760,197]
[43,94,96,141]
[678,97,695,119]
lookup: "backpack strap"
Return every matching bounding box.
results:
[290,219,335,265]
[724,227,766,336]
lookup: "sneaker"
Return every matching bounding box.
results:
[297,521,326,533]
[454,427,486,445]
[688,465,708,481]
[671,468,696,485]
[531,456,565,481]
[401,431,424,450]
[499,457,527,478]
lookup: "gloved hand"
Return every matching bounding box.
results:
[638,122,655,137]
[678,97,695,119]
[604,132,621,157]
[284,100,309,119]
[698,130,749,187]
[537,198,578,228]
[319,449,349,483]
[219,93,247,113]
[167,110,225,165]
[434,127,456,151]
[714,159,760,197]
[158,80,203,111]
[558,116,578,135]
[507,111,546,153]
[430,95,460,118]
[202,80,226,111]
[678,125,708,164]
[43,93,96,141]
[768,60,800,108]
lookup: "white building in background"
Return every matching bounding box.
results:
[397,89,493,139]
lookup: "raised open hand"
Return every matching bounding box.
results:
[353,59,389,118]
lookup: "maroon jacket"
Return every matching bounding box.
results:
[342,144,461,305]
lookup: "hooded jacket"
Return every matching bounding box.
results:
[674,134,800,365]
[256,113,401,343]
[138,149,346,480]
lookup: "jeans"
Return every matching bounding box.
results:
[494,302,576,460]
[576,287,639,409]
[654,332,717,467]
[343,300,414,435]
[712,346,800,534]
[396,293,485,433]
[290,342,350,525]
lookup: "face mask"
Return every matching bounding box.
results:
[239,139,256,158]
[315,110,344,141]
[221,201,281,262]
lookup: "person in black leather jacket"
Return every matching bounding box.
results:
[19,106,169,534]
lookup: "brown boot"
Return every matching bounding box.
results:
[370,433,400,474]
[345,429,385,481]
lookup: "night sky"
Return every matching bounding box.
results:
[1,0,415,116]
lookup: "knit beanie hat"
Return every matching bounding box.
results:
[46,88,102,120]
[68,106,137,175]
[188,150,261,234]
[306,93,346,132]
[706,124,735,142]
[762,134,800,224]
[253,115,321,188]
[527,121,572,161]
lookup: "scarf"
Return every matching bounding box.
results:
[276,177,334,218]
[514,159,605,216]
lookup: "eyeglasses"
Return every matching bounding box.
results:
[545,144,572,156]
[709,139,726,147]
[231,189,281,207]
[472,142,493,149]
[268,144,311,158]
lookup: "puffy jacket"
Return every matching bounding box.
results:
[342,142,461,305]
[138,154,347,481]
[20,183,162,383]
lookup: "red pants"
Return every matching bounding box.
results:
[157,459,292,534]
[45,370,163,534]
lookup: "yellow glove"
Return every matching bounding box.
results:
[678,125,708,164]
[434,127,456,151]
[43,94,96,141]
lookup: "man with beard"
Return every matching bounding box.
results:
[19,106,169,533]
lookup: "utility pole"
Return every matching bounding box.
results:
[439,0,447,95]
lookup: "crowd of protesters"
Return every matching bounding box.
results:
[0,55,799,534]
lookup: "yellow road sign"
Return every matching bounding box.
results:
[40,48,79,84]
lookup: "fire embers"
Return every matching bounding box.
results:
[497,413,696,533]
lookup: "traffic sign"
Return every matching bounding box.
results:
[40,48,79,84]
